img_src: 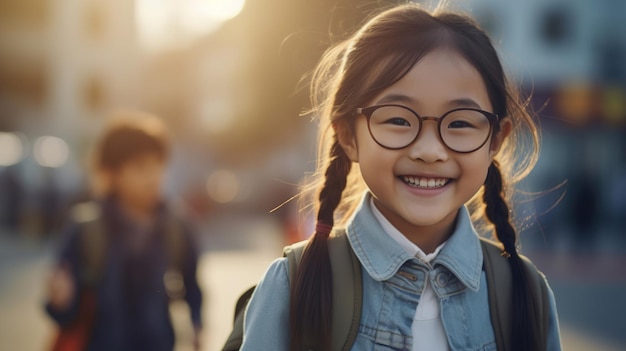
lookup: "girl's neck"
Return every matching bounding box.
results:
[403,216,456,254]
[373,200,458,254]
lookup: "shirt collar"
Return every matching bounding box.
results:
[347,192,483,291]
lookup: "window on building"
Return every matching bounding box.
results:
[539,6,574,48]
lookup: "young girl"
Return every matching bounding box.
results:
[241,3,561,351]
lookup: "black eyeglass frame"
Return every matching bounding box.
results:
[356,104,500,153]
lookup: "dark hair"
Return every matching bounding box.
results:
[95,110,169,172]
[290,3,540,351]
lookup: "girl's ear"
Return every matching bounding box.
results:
[490,118,512,157]
[334,121,359,162]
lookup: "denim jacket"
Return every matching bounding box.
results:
[241,193,562,350]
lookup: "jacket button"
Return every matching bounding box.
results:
[436,272,449,287]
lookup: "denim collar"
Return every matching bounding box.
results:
[346,193,483,292]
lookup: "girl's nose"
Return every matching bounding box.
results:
[407,123,448,163]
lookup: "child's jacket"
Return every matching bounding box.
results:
[241,193,561,350]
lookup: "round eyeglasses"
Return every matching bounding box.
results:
[356,104,499,153]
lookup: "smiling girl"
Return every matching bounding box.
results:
[240,3,561,351]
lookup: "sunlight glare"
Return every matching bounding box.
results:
[136,0,246,51]
[192,0,246,21]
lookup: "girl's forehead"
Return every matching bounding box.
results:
[368,48,492,113]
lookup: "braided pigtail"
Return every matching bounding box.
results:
[483,161,540,351]
[288,139,352,351]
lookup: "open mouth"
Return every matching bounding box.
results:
[400,176,451,189]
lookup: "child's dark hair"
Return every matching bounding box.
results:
[290,3,540,351]
[90,110,169,196]
[95,110,169,172]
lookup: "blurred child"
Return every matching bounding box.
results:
[45,111,203,351]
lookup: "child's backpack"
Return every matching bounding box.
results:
[72,201,187,296]
[222,230,551,351]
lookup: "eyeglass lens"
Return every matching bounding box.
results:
[366,105,492,152]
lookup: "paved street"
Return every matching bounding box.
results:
[0,217,624,351]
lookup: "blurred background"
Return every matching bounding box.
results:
[0,0,624,350]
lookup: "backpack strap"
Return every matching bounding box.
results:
[480,238,550,351]
[329,230,363,351]
[73,202,107,288]
[283,230,363,351]
[163,214,186,273]
[161,213,190,300]
[222,286,256,351]
[222,230,363,351]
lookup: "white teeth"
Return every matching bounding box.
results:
[401,176,449,189]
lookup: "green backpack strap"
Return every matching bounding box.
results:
[161,213,189,300]
[283,229,363,351]
[163,214,185,272]
[222,230,363,351]
[72,201,107,288]
[480,238,550,351]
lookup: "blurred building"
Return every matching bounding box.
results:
[0,0,142,236]
[461,0,626,86]
[1,0,625,242]
[459,0,626,249]
[0,0,140,135]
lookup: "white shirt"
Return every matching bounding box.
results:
[371,199,451,351]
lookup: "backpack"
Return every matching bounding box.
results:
[222,230,551,351]
[73,201,187,295]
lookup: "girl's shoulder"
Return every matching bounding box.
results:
[256,256,290,289]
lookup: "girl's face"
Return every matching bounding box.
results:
[338,48,510,237]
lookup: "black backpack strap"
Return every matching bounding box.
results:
[521,254,550,351]
[481,238,550,351]
[223,286,256,351]
[481,238,512,351]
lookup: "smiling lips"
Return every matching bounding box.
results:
[400,175,450,189]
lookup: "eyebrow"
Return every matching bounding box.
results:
[374,94,483,110]
[375,94,414,105]
[448,98,482,109]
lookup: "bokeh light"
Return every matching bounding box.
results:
[0,132,25,167]
[33,136,70,168]
[206,169,240,203]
